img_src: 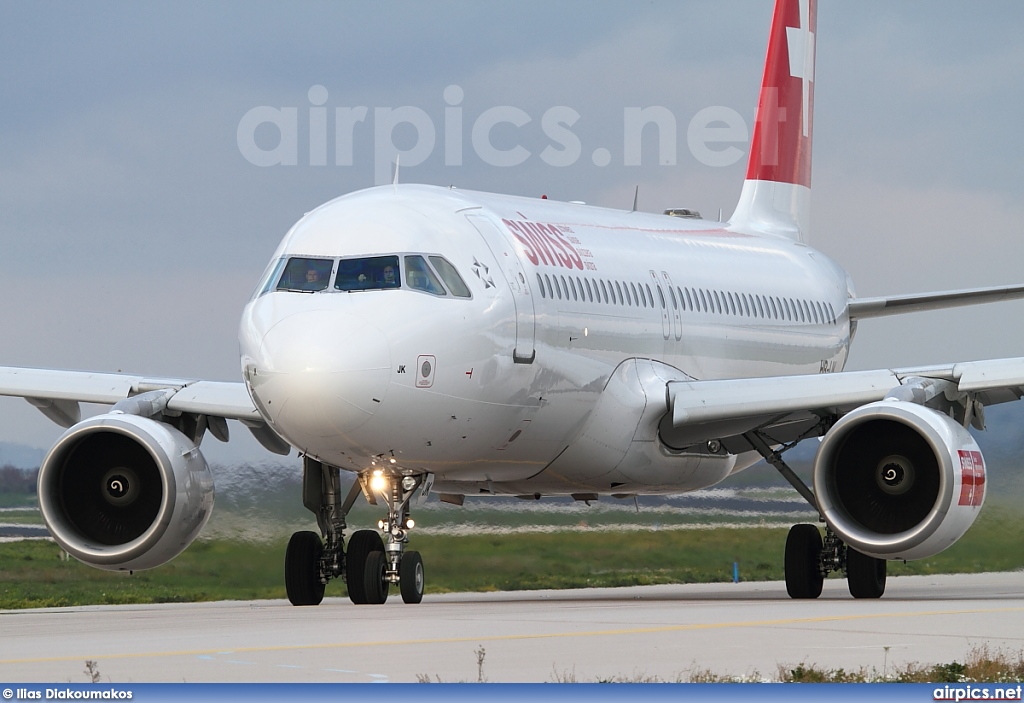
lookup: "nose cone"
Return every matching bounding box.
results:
[250,310,391,440]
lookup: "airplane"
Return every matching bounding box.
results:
[4,0,1024,606]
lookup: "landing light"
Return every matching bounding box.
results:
[370,470,388,493]
[401,476,417,491]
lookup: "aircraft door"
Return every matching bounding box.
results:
[466,214,536,363]
[649,270,671,340]
[660,271,683,341]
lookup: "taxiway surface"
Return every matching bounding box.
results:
[1,572,1022,683]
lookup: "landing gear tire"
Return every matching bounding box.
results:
[400,550,425,604]
[847,548,886,599]
[285,531,325,606]
[346,529,384,605]
[785,524,824,599]
[363,550,389,604]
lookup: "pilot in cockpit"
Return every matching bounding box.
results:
[303,268,322,289]
[382,264,398,287]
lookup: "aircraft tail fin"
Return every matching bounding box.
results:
[729,0,816,242]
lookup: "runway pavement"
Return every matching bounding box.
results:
[1,572,1023,683]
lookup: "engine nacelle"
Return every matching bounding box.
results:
[814,400,985,561]
[37,413,214,571]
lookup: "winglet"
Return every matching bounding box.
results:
[729,0,816,242]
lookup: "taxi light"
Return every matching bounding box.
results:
[401,476,417,491]
[405,518,415,529]
[370,470,388,493]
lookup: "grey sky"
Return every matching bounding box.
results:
[3,1,1024,462]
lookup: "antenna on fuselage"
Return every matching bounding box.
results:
[392,154,400,186]
[630,185,639,213]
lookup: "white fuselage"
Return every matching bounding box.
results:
[239,184,852,496]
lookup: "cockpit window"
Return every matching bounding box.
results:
[276,257,333,292]
[404,255,446,296]
[335,255,401,291]
[254,257,287,298]
[428,256,471,298]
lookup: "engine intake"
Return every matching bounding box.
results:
[814,400,985,561]
[38,413,214,571]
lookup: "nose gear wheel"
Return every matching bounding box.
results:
[283,457,430,607]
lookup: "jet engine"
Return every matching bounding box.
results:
[37,413,214,571]
[813,400,985,561]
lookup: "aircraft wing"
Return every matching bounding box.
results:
[849,283,1024,320]
[660,357,1024,453]
[0,365,289,454]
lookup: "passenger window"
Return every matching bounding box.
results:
[429,256,471,297]
[403,255,446,296]
[537,273,546,299]
[568,276,578,301]
[584,278,593,302]
[669,286,677,310]
[545,274,554,299]
[656,285,665,309]
[629,282,639,307]
[278,256,334,292]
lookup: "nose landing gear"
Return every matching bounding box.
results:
[363,468,427,605]
[283,457,429,607]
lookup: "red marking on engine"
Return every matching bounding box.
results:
[957,449,985,507]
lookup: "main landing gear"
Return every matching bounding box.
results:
[784,523,886,599]
[744,430,887,600]
[284,457,429,606]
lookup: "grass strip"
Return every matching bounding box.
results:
[1,505,1023,610]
